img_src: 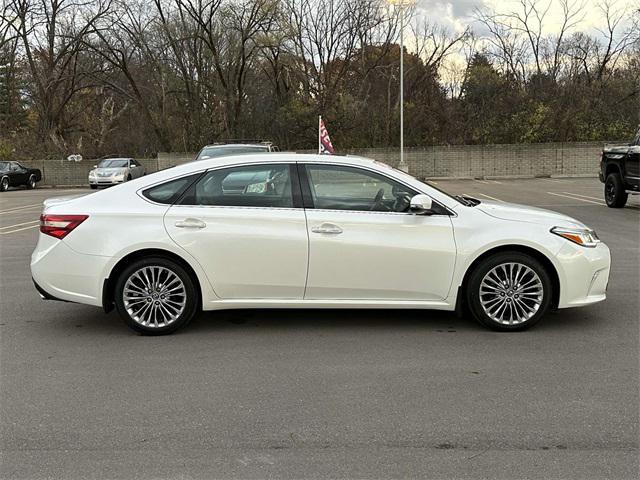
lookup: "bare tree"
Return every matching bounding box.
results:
[3,0,112,151]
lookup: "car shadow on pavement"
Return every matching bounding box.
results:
[188,309,481,334]
[31,304,603,337]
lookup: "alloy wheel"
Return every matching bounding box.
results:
[122,266,187,328]
[605,180,615,203]
[479,262,544,325]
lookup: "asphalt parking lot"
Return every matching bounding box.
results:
[1,178,638,479]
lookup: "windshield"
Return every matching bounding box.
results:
[379,161,464,204]
[196,145,269,160]
[98,159,129,168]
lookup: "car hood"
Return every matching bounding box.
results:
[476,200,588,229]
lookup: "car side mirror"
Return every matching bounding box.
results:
[409,194,433,215]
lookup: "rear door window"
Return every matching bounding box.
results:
[179,164,294,208]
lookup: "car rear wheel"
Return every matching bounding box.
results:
[114,257,198,335]
[26,174,36,189]
[0,177,8,192]
[466,252,552,331]
[604,173,627,208]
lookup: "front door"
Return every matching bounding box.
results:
[300,163,457,301]
[164,163,308,299]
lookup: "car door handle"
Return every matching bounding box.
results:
[174,218,206,229]
[311,223,343,234]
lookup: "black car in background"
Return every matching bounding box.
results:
[0,161,42,192]
[599,127,640,207]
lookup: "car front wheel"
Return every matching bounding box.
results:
[604,173,627,208]
[26,174,36,189]
[466,252,552,331]
[114,257,198,335]
[0,177,8,192]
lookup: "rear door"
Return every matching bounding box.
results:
[300,163,457,301]
[164,163,308,299]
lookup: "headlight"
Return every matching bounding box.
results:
[88,171,96,178]
[551,226,600,248]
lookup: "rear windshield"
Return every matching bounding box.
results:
[196,146,268,160]
[98,159,129,168]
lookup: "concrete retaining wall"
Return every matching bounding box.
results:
[32,142,604,186]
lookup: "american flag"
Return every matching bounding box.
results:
[318,116,335,155]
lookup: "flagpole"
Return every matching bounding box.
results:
[400,5,405,171]
[318,115,322,154]
[387,0,413,173]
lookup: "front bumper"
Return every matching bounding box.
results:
[89,178,124,186]
[556,241,611,308]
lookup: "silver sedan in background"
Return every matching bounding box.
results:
[89,158,146,189]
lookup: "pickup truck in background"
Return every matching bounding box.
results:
[599,127,640,208]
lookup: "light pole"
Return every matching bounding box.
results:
[387,0,415,173]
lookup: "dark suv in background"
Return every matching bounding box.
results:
[195,142,279,161]
[599,128,640,208]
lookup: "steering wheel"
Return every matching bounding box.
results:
[393,192,412,212]
[370,188,385,211]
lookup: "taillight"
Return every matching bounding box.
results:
[40,214,89,239]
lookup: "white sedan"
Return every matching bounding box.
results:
[31,154,610,335]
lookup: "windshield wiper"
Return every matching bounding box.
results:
[455,195,480,207]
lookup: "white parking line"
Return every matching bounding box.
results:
[474,179,490,185]
[547,192,604,205]
[477,193,505,202]
[563,192,607,202]
[0,220,39,230]
[0,203,42,215]
[0,224,39,235]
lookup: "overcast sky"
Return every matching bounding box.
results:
[415,0,638,37]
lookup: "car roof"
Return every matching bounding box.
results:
[200,143,271,149]
[169,153,377,173]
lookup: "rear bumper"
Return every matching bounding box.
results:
[32,278,70,303]
[30,234,110,307]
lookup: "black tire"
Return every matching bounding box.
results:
[114,257,198,335]
[466,252,553,331]
[90,184,98,189]
[26,174,36,189]
[126,174,132,181]
[604,173,628,208]
[0,176,8,192]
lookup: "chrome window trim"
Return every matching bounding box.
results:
[136,159,457,216]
